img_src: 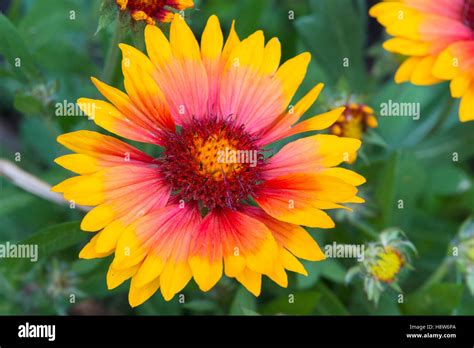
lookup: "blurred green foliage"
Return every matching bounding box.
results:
[0,0,473,315]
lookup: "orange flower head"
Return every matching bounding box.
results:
[116,0,194,25]
[53,15,365,306]
[370,0,474,122]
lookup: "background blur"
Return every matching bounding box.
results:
[1,0,473,315]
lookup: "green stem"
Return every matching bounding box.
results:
[102,18,122,84]
[418,257,452,291]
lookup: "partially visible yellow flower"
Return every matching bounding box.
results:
[368,246,404,283]
[330,103,378,140]
[370,0,474,122]
[346,228,416,304]
[330,103,377,163]
[116,0,194,25]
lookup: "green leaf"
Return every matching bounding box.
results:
[79,264,122,299]
[229,286,257,315]
[137,295,183,315]
[0,221,84,273]
[375,150,426,229]
[415,122,474,161]
[370,293,402,315]
[17,0,92,50]
[71,258,104,275]
[19,221,83,255]
[466,273,474,296]
[0,190,34,216]
[231,0,268,38]
[297,259,346,289]
[262,291,320,315]
[319,260,347,284]
[363,130,389,148]
[400,283,464,315]
[0,13,40,82]
[428,164,471,196]
[295,0,367,92]
[183,299,218,313]
[456,289,474,314]
[314,284,349,315]
[95,0,118,35]
[13,92,45,115]
[34,42,96,76]
[20,117,62,165]
[241,308,260,316]
[0,272,15,298]
[296,260,321,289]
[369,82,448,150]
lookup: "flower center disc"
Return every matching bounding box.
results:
[123,0,166,13]
[191,132,243,180]
[463,0,474,29]
[369,247,404,283]
[159,118,264,210]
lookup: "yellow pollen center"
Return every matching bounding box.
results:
[191,134,243,181]
[369,247,404,283]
